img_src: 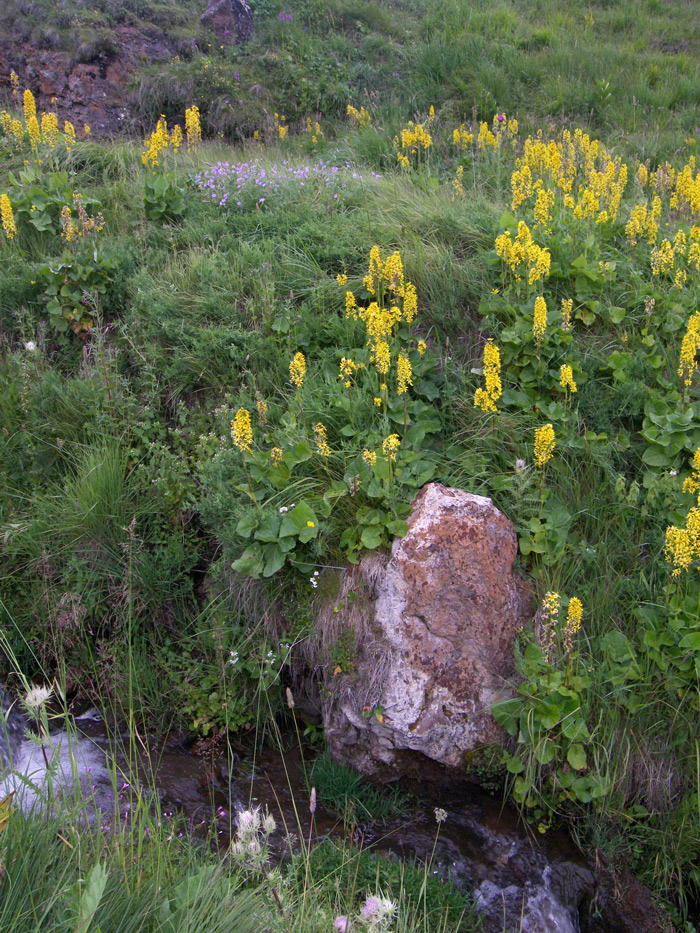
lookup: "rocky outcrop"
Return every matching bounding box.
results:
[0,25,174,137]
[322,483,531,777]
[200,0,254,46]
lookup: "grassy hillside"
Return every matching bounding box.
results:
[1,0,700,927]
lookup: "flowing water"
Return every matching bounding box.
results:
[0,711,624,932]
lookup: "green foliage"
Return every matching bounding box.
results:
[4,0,700,920]
[143,171,186,224]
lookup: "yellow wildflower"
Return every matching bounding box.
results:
[563,596,583,655]
[371,340,391,376]
[345,290,357,320]
[561,298,573,329]
[170,124,183,151]
[40,112,58,149]
[397,352,413,395]
[534,424,556,468]
[60,205,77,243]
[185,105,201,149]
[559,364,577,394]
[403,281,417,323]
[289,352,307,388]
[474,340,502,412]
[382,251,404,294]
[64,121,76,150]
[0,193,17,240]
[373,397,382,407]
[453,164,465,197]
[314,422,331,458]
[678,312,700,388]
[363,449,377,466]
[347,104,370,127]
[27,115,40,153]
[336,273,348,286]
[256,395,268,426]
[382,434,401,462]
[231,408,253,453]
[665,525,694,576]
[533,296,547,346]
[23,89,36,124]
[417,340,426,356]
[363,245,382,295]
[270,446,284,465]
[566,597,583,633]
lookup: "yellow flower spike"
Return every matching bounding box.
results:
[678,312,700,389]
[23,88,36,124]
[270,446,284,465]
[533,296,547,346]
[397,352,413,396]
[382,434,401,462]
[40,112,59,149]
[345,290,357,320]
[373,397,382,407]
[64,121,76,150]
[534,424,556,469]
[256,395,268,426]
[336,273,347,286]
[347,104,371,128]
[665,525,693,576]
[289,352,307,388]
[403,281,417,323]
[474,340,502,412]
[559,364,577,394]
[561,298,573,329]
[371,340,390,377]
[0,193,17,240]
[231,408,253,453]
[185,105,201,150]
[363,449,377,466]
[566,597,583,633]
[363,245,382,295]
[417,340,426,356]
[314,422,331,458]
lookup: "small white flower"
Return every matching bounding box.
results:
[515,458,526,472]
[279,506,288,513]
[310,577,318,588]
[262,811,276,835]
[24,340,37,353]
[669,469,678,476]
[434,807,448,823]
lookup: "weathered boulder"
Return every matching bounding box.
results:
[322,483,531,777]
[200,0,254,46]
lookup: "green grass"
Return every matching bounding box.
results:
[310,751,410,823]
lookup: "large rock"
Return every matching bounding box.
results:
[322,483,531,777]
[200,0,254,46]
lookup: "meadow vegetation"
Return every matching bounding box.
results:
[2,0,700,928]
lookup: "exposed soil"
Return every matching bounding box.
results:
[0,25,180,137]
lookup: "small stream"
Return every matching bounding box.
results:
[0,711,634,933]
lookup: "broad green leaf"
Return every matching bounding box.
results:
[567,742,587,771]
